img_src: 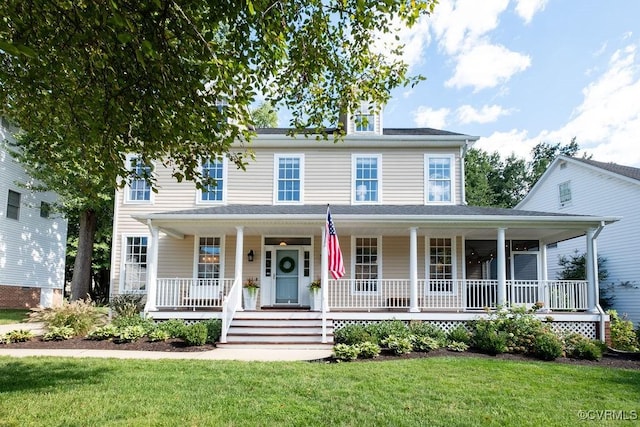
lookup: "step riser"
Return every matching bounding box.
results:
[231,320,325,327]
[225,335,329,344]
[229,327,328,335]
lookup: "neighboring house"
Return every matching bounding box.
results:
[0,119,67,308]
[109,108,615,345]
[517,155,640,326]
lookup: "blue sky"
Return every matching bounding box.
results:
[339,1,640,167]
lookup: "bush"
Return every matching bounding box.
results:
[28,299,105,336]
[43,326,75,341]
[156,319,187,339]
[572,340,603,361]
[334,323,373,345]
[333,343,360,361]
[116,325,147,343]
[87,324,120,340]
[471,320,508,355]
[408,321,446,342]
[382,335,413,355]
[447,325,471,344]
[534,331,563,361]
[447,341,469,352]
[112,315,155,333]
[366,320,409,343]
[109,294,145,318]
[608,310,640,352]
[357,341,381,359]
[202,319,222,344]
[147,329,170,342]
[411,335,440,352]
[182,323,208,346]
[4,329,34,343]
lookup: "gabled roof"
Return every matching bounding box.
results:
[570,157,640,182]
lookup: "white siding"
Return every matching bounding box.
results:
[0,128,67,291]
[519,160,640,325]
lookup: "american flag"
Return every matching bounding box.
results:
[326,206,345,279]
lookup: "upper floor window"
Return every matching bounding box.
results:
[275,155,303,203]
[354,102,376,133]
[127,155,152,203]
[558,181,571,208]
[122,236,147,293]
[197,237,221,280]
[6,190,20,220]
[354,237,379,293]
[200,157,225,203]
[426,155,454,203]
[353,155,380,203]
[40,201,51,218]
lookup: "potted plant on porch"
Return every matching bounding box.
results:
[243,278,259,310]
[309,279,322,311]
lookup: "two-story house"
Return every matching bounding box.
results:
[1,119,67,308]
[109,109,615,345]
[517,155,640,326]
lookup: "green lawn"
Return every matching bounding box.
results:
[0,309,29,325]
[0,356,638,426]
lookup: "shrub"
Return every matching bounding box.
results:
[43,326,75,341]
[411,335,440,352]
[572,340,603,361]
[608,310,640,352]
[447,325,471,344]
[382,335,413,355]
[4,329,34,343]
[447,341,469,352]
[534,331,563,361]
[408,321,446,342]
[182,323,208,346]
[357,341,381,359]
[147,329,170,342]
[471,321,508,355]
[202,319,222,344]
[114,325,146,343]
[28,299,106,336]
[366,320,409,343]
[112,315,155,333]
[87,324,120,340]
[333,343,360,361]
[157,319,187,339]
[334,323,373,345]
[110,294,145,318]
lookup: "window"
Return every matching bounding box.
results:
[353,155,380,203]
[123,237,148,293]
[354,102,376,132]
[558,181,571,207]
[275,155,302,203]
[426,155,454,203]
[200,158,225,202]
[127,156,152,202]
[428,238,453,293]
[40,201,51,218]
[354,237,379,292]
[197,237,221,279]
[6,190,20,220]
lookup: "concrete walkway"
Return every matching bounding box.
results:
[0,323,333,361]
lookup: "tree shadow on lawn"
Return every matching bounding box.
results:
[0,359,110,393]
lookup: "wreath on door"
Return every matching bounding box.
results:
[279,256,296,273]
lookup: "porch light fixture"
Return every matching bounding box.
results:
[247,250,254,262]
[279,241,287,246]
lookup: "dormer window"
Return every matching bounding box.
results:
[353,102,378,134]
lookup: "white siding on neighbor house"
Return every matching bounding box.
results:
[0,138,67,291]
[518,159,640,325]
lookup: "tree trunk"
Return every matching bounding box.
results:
[70,208,98,301]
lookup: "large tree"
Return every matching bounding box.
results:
[0,1,436,300]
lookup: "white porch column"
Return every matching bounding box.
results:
[496,228,507,307]
[409,227,420,312]
[235,226,245,312]
[144,220,159,313]
[586,228,598,313]
[321,225,330,313]
[539,243,549,311]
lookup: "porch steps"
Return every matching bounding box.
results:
[223,310,334,345]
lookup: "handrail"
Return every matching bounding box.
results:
[221,277,242,343]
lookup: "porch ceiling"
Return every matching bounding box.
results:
[134,204,619,244]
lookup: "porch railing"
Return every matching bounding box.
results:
[221,277,242,344]
[156,278,234,309]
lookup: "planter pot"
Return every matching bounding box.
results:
[243,288,258,310]
[309,289,322,311]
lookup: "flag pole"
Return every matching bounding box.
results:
[321,205,330,343]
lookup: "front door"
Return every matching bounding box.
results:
[275,249,299,304]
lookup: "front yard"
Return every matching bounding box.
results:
[1,356,638,426]
[0,309,29,325]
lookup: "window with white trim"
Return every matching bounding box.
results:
[354,237,379,292]
[275,155,302,203]
[197,237,221,280]
[123,236,148,293]
[6,190,20,220]
[558,181,571,208]
[200,158,225,202]
[127,156,152,202]
[428,237,454,293]
[426,155,454,203]
[354,102,376,133]
[353,155,380,203]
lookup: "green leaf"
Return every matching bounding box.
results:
[117,33,132,44]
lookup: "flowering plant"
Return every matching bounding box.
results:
[243,277,259,290]
[309,279,321,291]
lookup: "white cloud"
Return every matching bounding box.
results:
[413,106,451,128]
[514,0,548,24]
[474,129,534,159]
[457,104,513,124]
[446,42,532,90]
[374,15,432,72]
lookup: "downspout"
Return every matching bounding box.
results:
[592,221,608,342]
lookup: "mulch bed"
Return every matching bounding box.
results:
[2,337,640,369]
